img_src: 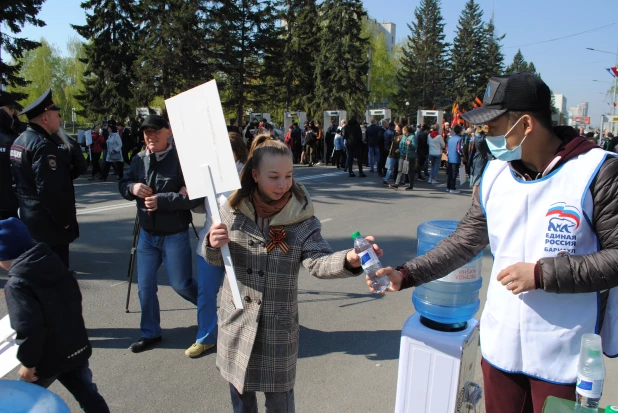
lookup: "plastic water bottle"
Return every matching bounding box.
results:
[575,334,605,412]
[412,220,483,329]
[353,231,389,294]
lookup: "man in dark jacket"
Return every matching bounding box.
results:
[1,218,110,412]
[373,73,618,413]
[325,120,337,165]
[292,123,302,164]
[366,119,381,173]
[117,121,134,165]
[0,92,20,219]
[10,89,78,268]
[344,116,365,177]
[416,124,429,181]
[119,115,204,353]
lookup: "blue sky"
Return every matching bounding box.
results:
[13,0,618,127]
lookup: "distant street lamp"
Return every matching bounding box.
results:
[71,108,76,134]
[405,101,410,124]
[587,46,618,133]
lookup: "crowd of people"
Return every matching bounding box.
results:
[1,70,618,413]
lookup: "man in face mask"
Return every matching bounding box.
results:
[372,72,618,413]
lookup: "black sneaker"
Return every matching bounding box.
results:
[389,184,399,189]
[129,336,162,353]
[359,173,367,178]
[405,186,414,191]
[381,180,389,186]
[349,173,356,177]
[417,176,426,181]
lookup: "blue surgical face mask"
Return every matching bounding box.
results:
[485,117,527,161]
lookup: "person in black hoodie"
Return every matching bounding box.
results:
[1,217,110,412]
[0,92,20,219]
[343,116,366,177]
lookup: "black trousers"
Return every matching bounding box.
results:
[447,162,460,190]
[378,148,389,176]
[332,149,345,168]
[101,161,123,180]
[51,243,70,268]
[91,152,102,177]
[346,145,363,174]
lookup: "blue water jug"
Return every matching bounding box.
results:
[412,220,482,330]
[0,380,71,413]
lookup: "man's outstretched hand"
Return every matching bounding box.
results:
[366,266,404,294]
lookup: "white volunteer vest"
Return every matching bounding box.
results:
[480,148,617,384]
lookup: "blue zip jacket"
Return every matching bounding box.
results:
[447,134,463,164]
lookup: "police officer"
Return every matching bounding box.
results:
[10,89,78,268]
[0,92,20,219]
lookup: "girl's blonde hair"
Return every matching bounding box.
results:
[228,134,307,209]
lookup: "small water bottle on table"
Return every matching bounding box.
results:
[352,231,389,294]
[575,333,605,412]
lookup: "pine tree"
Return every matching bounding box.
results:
[396,0,449,116]
[281,0,319,116]
[314,0,368,116]
[0,0,46,99]
[448,0,486,109]
[505,49,528,73]
[132,0,211,104]
[479,17,505,85]
[209,0,285,123]
[72,0,137,120]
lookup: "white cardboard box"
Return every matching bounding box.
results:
[395,313,480,413]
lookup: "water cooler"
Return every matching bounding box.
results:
[395,220,483,413]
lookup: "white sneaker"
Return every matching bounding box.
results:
[428,178,433,183]
[445,188,451,193]
[450,189,461,194]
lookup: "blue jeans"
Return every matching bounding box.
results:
[196,256,225,344]
[137,229,198,338]
[230,383,295,413]
[429,154,441,179]
[447,162,460,190]
[368,145,380,171]
[35,363,110,413]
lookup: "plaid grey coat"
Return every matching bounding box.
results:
[203,186,362,394]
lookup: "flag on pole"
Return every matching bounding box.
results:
[607,67,618,77]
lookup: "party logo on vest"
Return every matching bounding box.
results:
[544,202,581,254]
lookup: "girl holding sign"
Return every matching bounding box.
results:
[202,135,381,412]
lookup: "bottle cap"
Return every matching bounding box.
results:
[351,231,361,239]
[605,407,618,413]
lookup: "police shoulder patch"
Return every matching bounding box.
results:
[47,154,57,170]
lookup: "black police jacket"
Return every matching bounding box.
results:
[10,124,78,245]
[0,109,18,213]
[119,146,203,235]
[5,243,92,378]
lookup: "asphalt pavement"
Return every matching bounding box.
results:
[1,163,616,412]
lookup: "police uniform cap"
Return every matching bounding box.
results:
[18,88,61,121]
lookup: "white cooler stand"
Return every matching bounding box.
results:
[395,313,481,413]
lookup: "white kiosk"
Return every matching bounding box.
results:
[416,110,444,131]
[365,108,391,124]
[283,111,307,131]
[323,110,347,129]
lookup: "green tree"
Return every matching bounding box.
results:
[132,0,212,103]
[10,39,62,109]
[281,0,319,116]
[209,0,285,123]
[396,0,449,117]
[72,0,137,121]
[314,0,368,116]
[448,0,486,109]
[0,0,46,98]
[505,49,537,74]
[58,37,88,124]
[362,20,399,107]
[479,17,505,85]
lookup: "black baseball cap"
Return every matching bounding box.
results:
[461,72,552,125]
[140,115,169,131]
